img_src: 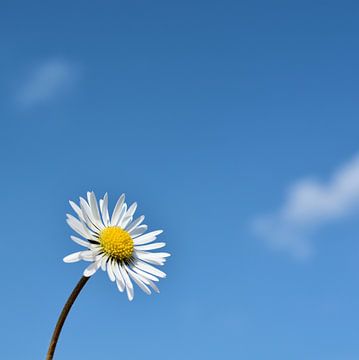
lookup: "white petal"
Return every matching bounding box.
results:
[101,193,110,227]
[91,245,102,253]
[139,258,165,266]
[126,215,145,233]
[129,225,148,237]
[101,255,108,271]
[129,266,160,293]
[79,198,103,234]
[133,230,163,245]
[67,213,98,239]
[135,252,166,266]
[111,194,125,225]
[112,261,121,279]
[80,250,98,261]
[116,279,125,292]
[83,260,101,277]
[120,202,137,228]
[88,192,103,227]
[143,251,171,258]
[134,260,166,278]
[79,197,93,221]
[113,262,125,291]
[135,242,166,251]
[70,236,91,248]
[66,215,92,239]
[107,260,116,282]
[69,201,86,222]
[131,266,159,282]
[63,251,83,263]
[128,266,150,284]
[126,266,151,295]
[147,279,160,293]
[119,265,134,301]
[121,216,132,229]
[116,203,127,228]
[126,202,138,218]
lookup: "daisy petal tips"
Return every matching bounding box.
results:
[64,192,170,301]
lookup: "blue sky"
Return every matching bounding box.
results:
[1,1,359,359]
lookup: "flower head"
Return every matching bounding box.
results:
[64,192,170,301]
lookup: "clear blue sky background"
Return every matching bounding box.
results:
[1,1,359,359]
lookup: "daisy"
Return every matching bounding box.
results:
[63,191,170,301]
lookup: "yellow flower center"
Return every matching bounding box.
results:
[99,226,134,262]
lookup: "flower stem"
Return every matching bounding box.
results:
[46,276,90,360]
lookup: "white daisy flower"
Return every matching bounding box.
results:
[63,191,170,301]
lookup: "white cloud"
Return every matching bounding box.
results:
[16,59,77,106]
[252,154,359,259]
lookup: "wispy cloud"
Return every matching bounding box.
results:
[252,154,359,259]
[16,59,77,107]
